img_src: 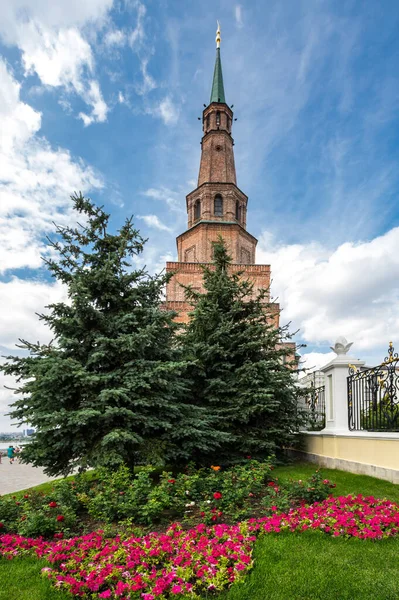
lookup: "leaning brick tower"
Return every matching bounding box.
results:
[165,24,280,329]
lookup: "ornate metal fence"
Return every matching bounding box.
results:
[348,342,399,431]
[302,383,326,431]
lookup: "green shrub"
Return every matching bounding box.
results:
[261,470,335,513]
[0,461,336,536]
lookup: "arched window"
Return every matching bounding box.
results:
[206,115,210,129]
[235,201,241,222]
[214,194,223,217]
[216,111,220,126]
[194,200,201,220]
[227,116,231,131]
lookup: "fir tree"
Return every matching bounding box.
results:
[1,194,192,475]
[180,237,302,465]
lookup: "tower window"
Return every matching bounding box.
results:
[216,111,220,126]
[235,201,241,221]
[214,194,223,217]
[194,200,201,220]
[227,117,231,131]
[206,115,210,129]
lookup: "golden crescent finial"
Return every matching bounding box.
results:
[216,21,221,48]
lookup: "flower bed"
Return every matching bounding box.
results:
[0,460,335,536]
[0,522,255,599]
[1,495,399,599]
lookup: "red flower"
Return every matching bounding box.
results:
[0,523,3,528]
[54,532,64,539]
[268,481,275,487]
[246,455,251,459]
[23,494,29,499]
[211,515,217,521]
[48,501,57,508]
[200,512,206,517]
[119,491,125,496]
[323,479,330,485]
[168,479,176,484]
[213,491,222,500]
[56,515,65,522]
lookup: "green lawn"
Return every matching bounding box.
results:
[218,533,399,600]
[274,462,399,502]
[2,462,399,600]
[0,558,71,600]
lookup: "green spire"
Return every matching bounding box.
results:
[210,47,226,104]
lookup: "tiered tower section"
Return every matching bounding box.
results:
[165,25,276,325]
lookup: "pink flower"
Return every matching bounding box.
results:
[171,584,183,594]
[99,591,111,598]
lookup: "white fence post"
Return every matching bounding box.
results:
[321,341,365,433]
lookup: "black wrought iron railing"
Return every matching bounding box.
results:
[348,342,399,431]
[302,383,326,431]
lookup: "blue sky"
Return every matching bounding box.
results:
[1,0,399,429]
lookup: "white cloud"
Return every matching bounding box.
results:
[137,214,173,232]
[0,1,111,126]
[0,278,67,430]
[21,25,93,89]
[0,279,66,350]
[0,59,103,274]
[78,80,108,126]
[137,58,157,95]
[128,1,146,48]
[235,5,244,28]
[104,28,126,47]
[298,351,336,374]
[257,228,399,363]
[142,187,186,214]
[143,97,180,125]
[157,97,180,125]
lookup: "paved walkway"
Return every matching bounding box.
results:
[0,459,57,495]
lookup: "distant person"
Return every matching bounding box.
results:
[7,446,15,464]
[15,446,21,463]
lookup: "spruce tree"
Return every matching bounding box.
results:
[180,238,302,465]
[2,194,191,475]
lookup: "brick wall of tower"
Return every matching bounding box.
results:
[177,223,256,264]
[165,261,277,325]
[198,131,237,186]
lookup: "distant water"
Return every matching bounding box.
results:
[0,441,29,451]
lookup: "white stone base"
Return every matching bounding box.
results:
[290,448,399,484]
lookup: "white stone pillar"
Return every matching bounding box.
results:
[321,354,365,434]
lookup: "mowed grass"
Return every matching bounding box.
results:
[0,557,71,600]
[274,462,399,502]
[218,533,399,600]
[2,462,399,599]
